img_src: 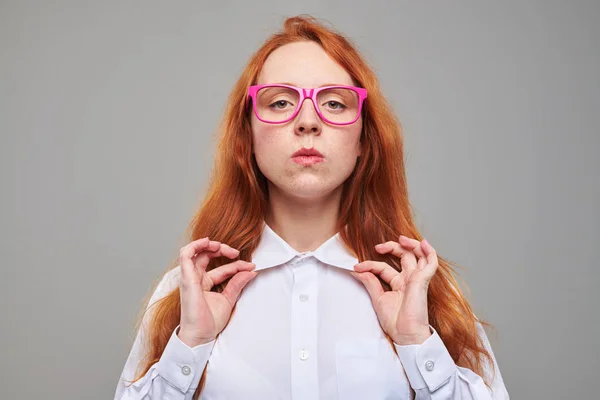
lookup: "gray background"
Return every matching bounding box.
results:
[1,1,598,399]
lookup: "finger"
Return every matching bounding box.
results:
[375,240,423,263]
[180,237,211,283]
[182,237,222,258]
[180,247,202,285]
[180,238,241,272]
[180,238,220,270]
[354,261,403,291]
[398,236,426,258]
[417,253,427,270]
[186,238,241,259]
[350,271,384,300]
[398,236,427,271]
[203,260,256,291]
[215,242,243,258]
[375,240,418,273]
[375,241,413,257]
[193,242,241,271]
[221,271,258,305]
[420,239,440,280]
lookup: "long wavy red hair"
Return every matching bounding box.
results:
[127,14,497,398]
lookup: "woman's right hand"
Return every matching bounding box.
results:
[177,237,257,347]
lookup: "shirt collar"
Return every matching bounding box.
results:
[251,221,359,271]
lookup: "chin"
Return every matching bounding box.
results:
[284,181,344,200]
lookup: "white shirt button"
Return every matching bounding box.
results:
[181,365,192,375]
[299,294,309,302]
[425,360,435,371]
[299,349,309,360]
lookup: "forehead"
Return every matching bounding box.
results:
[256,41,355,87]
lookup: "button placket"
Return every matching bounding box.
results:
[289,259,319,399]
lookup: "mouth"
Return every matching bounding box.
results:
[292,147,324,157]
[291,147,325,166]
[291,155,325,166]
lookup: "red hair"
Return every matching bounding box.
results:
[129,15,497,397]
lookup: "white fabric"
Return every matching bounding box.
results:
[115,221,509,399]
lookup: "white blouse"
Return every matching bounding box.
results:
[115,221,509,399]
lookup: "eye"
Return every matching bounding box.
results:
[324,100,346,110]
[269,100,293,109]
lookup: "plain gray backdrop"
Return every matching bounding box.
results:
[1,1,598,399]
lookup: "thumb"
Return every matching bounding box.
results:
[351,271,384,300]
[221,271,258,304]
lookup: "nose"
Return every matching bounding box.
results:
[294,98,321,135]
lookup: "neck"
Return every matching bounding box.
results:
[265,185,342,253]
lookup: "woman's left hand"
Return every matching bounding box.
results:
[352,235,439,346]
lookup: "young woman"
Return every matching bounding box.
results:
[115,15,509,400]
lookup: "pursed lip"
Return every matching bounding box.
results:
[291,147,324,158]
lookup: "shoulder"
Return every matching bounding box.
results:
[148,266,182,306]
[161,265,182,288]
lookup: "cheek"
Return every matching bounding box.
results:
[333,127,362,164]
[252,124,287,163]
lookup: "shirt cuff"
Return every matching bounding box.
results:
[156,324,216,393]
[393,325,457,392]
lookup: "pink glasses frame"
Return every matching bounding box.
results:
[247,84,368,125]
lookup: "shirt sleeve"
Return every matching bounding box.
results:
[114,268,217,400]
[394,321,510,399]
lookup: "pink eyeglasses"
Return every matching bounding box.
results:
[247,84,367,125]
